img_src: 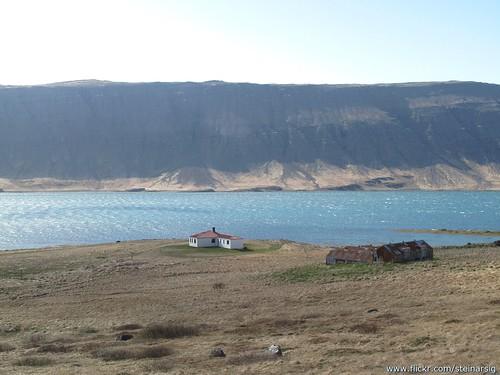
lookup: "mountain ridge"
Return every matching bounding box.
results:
[0,80,498,191]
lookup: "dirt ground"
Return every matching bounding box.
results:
[0,240,499,374]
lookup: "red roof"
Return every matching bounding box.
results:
[190,230,242,240]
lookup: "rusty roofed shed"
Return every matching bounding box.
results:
[376,240,433,263]
[326,246,378,265]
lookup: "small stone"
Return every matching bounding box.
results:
[367,308,378,313]
[268,344,282,356]
[116,333,133,341]
[209,347,225,358]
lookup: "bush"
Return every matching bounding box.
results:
[37,343,73,353]
[79,327,99,334]
[141,323,199,339]
[0,342,15,352]
[350,322,379,334]
[114,323,143,331]
[139,345,173,359]
[93,345,173,361]
[0,324,21,335]
[15,356,55,367]
[93,347,136,361]
[212,282,225,290]
[24,333,47,348]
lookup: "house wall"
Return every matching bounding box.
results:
[376,246,433,262]
[189,237,218,248]
[229,239,244,249]
[218,238,244,249]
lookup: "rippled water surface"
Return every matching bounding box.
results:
[0,191,499,250]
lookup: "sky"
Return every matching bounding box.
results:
[0,0,499,85]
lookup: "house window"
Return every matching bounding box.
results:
[211,239,215,243]
[227,240,229,245]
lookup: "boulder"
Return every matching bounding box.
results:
[116,333,133,341]
[209,347,225,358]
[268,344,282,356]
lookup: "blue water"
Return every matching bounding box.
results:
[0,191,498,250]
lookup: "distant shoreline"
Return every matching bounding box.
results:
[1,187,500,193]
[398,228,500,237]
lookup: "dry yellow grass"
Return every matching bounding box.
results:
[0,239,499,374]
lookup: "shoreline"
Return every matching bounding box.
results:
[1,188,500,193]
[398,228,500,237]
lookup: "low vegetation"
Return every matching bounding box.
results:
[114,323,143,331]
[158,241,282,258]
[0,324,21,335]
[14,356,55,367]
[37,343,73,353]
[79,326,99,334]
[141,323,199,340]
[212,282,225,290]
[93,344,172,361]
[0,342,15,352]
[24,333,47,348]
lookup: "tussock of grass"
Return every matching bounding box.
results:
[272,263,397,283]
[0,324,21,335]
[409,336,437,347]
[350,322,379,334]
[114,323,143,331]
[37,343,73,353]
[15,356,55,367]
[212,282,225,290]
[93,344,173,361]
[79,327,99,334]
[0,342,15,352]
[24,333,47,348]
[141,323,199,339]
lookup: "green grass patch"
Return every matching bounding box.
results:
[272,263,399,283]
[158,241,282,258]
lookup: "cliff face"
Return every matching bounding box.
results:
[0,80,499,190]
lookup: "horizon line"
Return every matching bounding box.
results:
[1,79,499,88]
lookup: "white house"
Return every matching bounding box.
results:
[188,227,245,250]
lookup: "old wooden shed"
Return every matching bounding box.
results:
[325,246,378,265]
[376,240,433,263]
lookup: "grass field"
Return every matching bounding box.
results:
[0,239,499,374]
[158,240,282,257]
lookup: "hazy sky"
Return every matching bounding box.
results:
[1,0,499,85]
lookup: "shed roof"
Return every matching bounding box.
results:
[377,240,432,254]
[327,246,376,263]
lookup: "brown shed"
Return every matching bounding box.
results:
[376,240,433,263]
[326,246,377,265]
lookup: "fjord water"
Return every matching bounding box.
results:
[0,191,498,250]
